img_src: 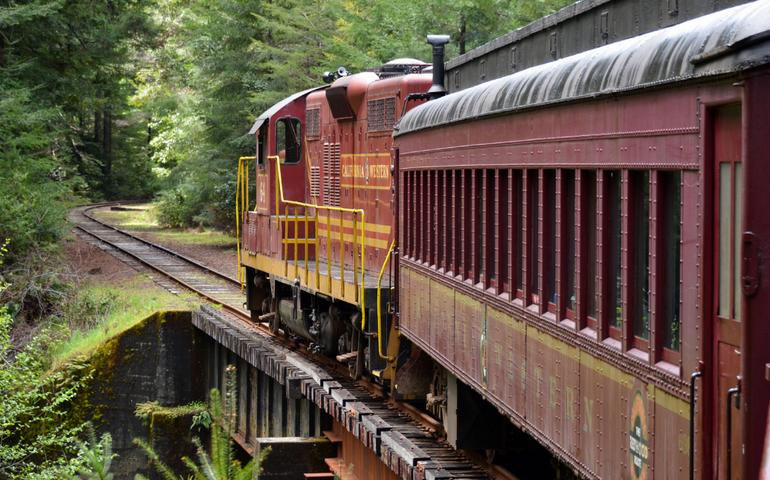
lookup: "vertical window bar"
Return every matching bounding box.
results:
[583,171,598,330]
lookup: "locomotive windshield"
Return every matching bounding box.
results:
[275,117,301,164]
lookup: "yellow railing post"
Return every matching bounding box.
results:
[326,212,332,281]
[304,209,309,285]
[283,205,289,277]
[353,215,358,299]
[315,208,320,288]
[268,155,367,324]
[235,156,256,288]
[339,213,345,298]
[293,208,299,280]
[376,242,395,361]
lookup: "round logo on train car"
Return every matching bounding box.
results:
[629,390,649,480]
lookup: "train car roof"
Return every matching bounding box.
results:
[248,86,326,135]
[395,0,770,136]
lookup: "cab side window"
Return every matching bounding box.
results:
[276,117,301,164]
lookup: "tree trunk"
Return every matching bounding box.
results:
[94,110,102,144]
[459,14,467,55]
[102,107,113,197]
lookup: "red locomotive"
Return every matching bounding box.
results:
[239,1,770,478]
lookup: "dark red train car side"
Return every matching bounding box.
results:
[394,2,770,479]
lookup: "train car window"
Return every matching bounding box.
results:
[514,171,524,297]
[544,170,557,308]
[563,170,576,314]
[463,170,473,279]
[428,171,434,265]
[438,171,446,270]
[660,171,681,352]
[631,171,651,343]
[583,171,598,328]
[474,170,483,283]
[527,170,540,304]
[605,170,622,339]
[453,170,462,274]
[733,162,743,321]
[423,171,429,262]
[485,169,496,287]
[275,117,301,164]
[499,170,510,294]
[718,163,731,319]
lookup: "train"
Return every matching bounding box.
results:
[237,1,770,478]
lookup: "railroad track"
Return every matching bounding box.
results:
[70,203,503,480]
[70,204,246,316]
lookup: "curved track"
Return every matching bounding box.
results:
[71,204,247,317]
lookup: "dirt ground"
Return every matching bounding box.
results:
[63,235,148,287]
[91,205,239,279]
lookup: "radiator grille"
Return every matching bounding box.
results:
[367,97,396,132]
[306,108,321,138]
[322,142,341,206]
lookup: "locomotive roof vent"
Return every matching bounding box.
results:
[377,58,430,78]
[427,34,450,99]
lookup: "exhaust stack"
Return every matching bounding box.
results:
[427,34,450,99]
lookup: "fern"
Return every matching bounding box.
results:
[134,364,266,480]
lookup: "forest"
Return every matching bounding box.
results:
[0,0,570,477]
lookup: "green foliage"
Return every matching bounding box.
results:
[51,282,196,369]
[0,246,91,479]
[140,0,573,229]
[134,401,207,422]
[134,365,268,480]
[71,425,117,480]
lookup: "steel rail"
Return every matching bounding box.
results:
[79,205,238,286]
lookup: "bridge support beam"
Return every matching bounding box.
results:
[255,437,337,479]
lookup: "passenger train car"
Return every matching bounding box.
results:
[239,1,770,478]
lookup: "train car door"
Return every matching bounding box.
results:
[711,104,744,480]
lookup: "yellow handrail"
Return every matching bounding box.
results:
[236,156,256,286]
[269,155,367,328]
[376,241,395,361]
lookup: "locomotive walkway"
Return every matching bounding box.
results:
[70,204,490,480]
